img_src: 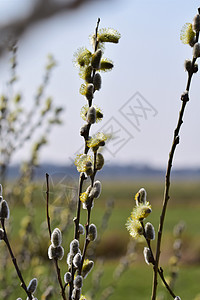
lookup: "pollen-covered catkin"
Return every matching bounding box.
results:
[82,260,94,278]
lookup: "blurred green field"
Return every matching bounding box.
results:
[1,179,200,299]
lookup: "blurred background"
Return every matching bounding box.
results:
[0,1,200,300]
[1,0,200,169]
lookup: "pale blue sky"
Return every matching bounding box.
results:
[1,0,200,168]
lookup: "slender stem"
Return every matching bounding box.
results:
[45,174,67,300]
[1,219,33,300]
[46,173,51,238]
[141,222,176,298]
[151,30,199,299]
[74,173,85,240]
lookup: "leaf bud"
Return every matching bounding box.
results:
[143,247,154,265]
[0,200,10,219]
[93,72,102,91]
[85,83,94,101]
[91,49,102,69]
[184,59,192,72]
[73,253,82,269]
[27,278,38,294]
[74,275,83,289]
[145,222,155,240]
[193,14,200,32]
[86,106,96,124]
[88,223,97,241]
[193,42,200,58]
[95,153,104,170]
[180,91,189,102]
[64,272,72,283]
[51,228,62,247]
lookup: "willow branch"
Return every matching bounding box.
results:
[1,219,33,300]
[151,33,199,300]
[45,173,66,300]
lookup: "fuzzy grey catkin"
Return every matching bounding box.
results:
[78,224,85,235]
[48,245,64,260]
[91,49,102,69]
[0,200,10,219]
[143,247,153,265]
[73,253,82,269]
[193,14,200,32]
[193,42,200,58]
[174,297,181,300]
[89,180,102,199]
[145,222,155,240]
[93,72,102,91]
[64,272,72,283]
[27,278,38,294]
[88,223,97,241]
[135,188,147,206]
[74,275,83,289]
[95,153,104,170]
[70,239,79,255]
[85,83,94,101]
[72,288,81,300]
[51,228,62,247]
[86,106,96,124]
[184,59,192,72]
